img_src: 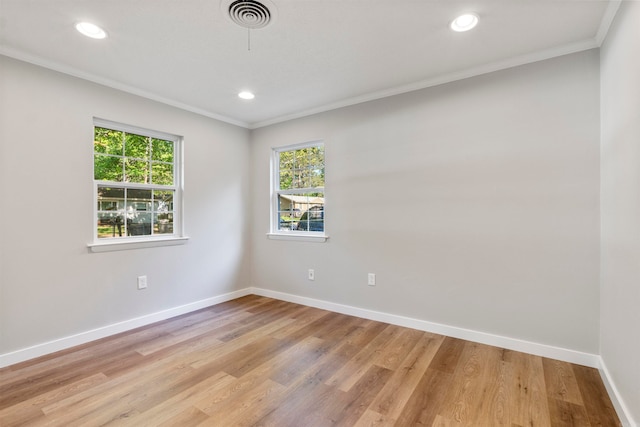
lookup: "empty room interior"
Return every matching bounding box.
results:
[0,0,638,425]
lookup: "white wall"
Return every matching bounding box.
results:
[250,50,601,354]
[0,56,251,357]
[600,1,640,423]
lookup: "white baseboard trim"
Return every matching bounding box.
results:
[0,288,252,368]
[249,287,601,368]
[598,357,637,427]
[2,286,633,425]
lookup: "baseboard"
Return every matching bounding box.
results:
[0,288,252,368]
[598,357,637,427]
[249,287,601,368]
[3,286,632,425]
[1,286,601,370]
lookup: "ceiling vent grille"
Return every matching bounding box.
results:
[226,0,273,29]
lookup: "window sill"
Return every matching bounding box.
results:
[267,233,329,243]
[88,236,189,252]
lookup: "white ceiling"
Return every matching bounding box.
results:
[0,0,619,128]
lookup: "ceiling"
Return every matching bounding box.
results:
[0,0,619,129]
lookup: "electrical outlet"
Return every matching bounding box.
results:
[137,275,148,290]
[368,273,376,286]
[308,269,315,281]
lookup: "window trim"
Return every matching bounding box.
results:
[269,140,328,242]
[89,118,187,252]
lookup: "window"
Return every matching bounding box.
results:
[92,119,182,245]
[272,142,325,238]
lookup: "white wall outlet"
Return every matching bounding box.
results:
[308,269,315,281]
[137,275,148,290]
[368,273,376,286]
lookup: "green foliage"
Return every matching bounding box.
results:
[152,163,173,185]
[278,146,324,191]
[94,155,123,181]
[152,139,174,162]
[94,127,174,185]
[94,128,123,155]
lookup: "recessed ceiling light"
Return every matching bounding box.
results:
[450,13,479,32]
[75,22,107,39]
[238,91,255,100]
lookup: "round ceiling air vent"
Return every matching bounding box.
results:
[223,0,276,29]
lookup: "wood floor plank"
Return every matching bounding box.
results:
[120,371,235,426]
[134,309,254,356]
[547,398,592,427]
[368,332,445,420]
[542,358,585,406]
[156,406,210,427]
[0,296,622,427]
[429,336,466,374]
[439,342,509,425]
[314,364,393,426]
[189,315,296,370]
[394,367,454,426]
[342,319,389,348]
[324,324,401,391]
[0,372,108,426]
[572,364,622,427]
[506,350,552,427]
[354,408,396,427]
[269,306,331,340]
[369,327,424,371]
[268,336,337,387]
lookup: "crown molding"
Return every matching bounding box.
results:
[0,47,250,129]
[249,38,599,129]
[596,0,622,46]
[1,30,604,132]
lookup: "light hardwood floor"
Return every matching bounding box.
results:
[0,295,621,426]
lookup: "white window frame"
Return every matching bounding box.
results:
[88,118,187,252]
[268,141,328,242]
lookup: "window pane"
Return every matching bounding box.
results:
[301,167,316,188]
[97,186,125,239]
[279,169,293,190]
[94,154,123,181]
[154,213,174,234]
[151,163,173,185]
[127,212,152,236]
[311,167,324,187]
[125,159,150,183]
[153,190,174,212]
[97,212,125,238]
[124,133,150,159]
[291,169,302,189]
[97,186,125,210]
[279,150,293,169]
[296,193,324,232]
[294,149,308,168]
[127,189,152,211]
[277,195,299,230]
[94,127,123,155]
[278,192,324,232]
[152,138,174,162]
